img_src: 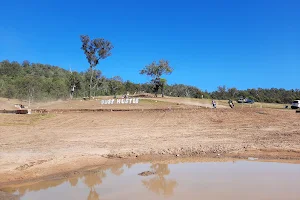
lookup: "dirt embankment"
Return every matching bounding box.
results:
[0,106,300,187]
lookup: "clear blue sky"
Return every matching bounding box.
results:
[0,0,299,91]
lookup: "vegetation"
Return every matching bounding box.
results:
[140,60,173,97]
[211,85,300,104]
[80,35,113,99]
[0,60,299,104]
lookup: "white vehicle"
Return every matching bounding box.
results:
[291,100,300,109]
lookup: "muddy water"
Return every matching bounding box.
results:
[2,161,300,200]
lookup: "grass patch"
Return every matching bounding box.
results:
[0,113,56,126]
[140,99,169,104]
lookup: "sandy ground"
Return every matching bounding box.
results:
[0,97,300,188]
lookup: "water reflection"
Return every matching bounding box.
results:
[3,166,113,200]
[2,161,300,200]
[84,170,106,200]
[68,177,79,187]
[142,164,177,197]
[3,178,67,199]
[87,189,100,200]
[84,170,106,188]
[124,163,133,169]
[110,163,124,176]
[2,163,178,199]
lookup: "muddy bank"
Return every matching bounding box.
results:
[0,191,20,200]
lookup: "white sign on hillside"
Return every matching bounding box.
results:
[101,98,139,105]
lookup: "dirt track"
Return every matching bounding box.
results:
[1,99,300,187]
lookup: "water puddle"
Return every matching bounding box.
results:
[2,161,300,200]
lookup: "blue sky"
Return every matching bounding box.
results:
[0,0,299,91]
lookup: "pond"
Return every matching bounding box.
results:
[2,160,300,200]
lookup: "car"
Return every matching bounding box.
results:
[237,98,255,104]
[245,98,255,104]
[237,98,245,103]
[291,100,300,109]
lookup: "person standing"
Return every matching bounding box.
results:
[70,84,76,99]
[212,99,216,108]
[228,99,234,108]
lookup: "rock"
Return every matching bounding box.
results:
[176,154,180,157]
[248,157,258,161]
[138,171,155,176]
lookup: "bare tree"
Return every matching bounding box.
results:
[80,35,113,99]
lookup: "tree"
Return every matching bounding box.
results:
[80,35,113,99]
[68,71,81,99]
[160,78,167,97]
[83,69,103,97]
[140,60,173,97]
[217,85,227,99]
[124,81,139,95]
[108,76,123,98]
[228,87,238,98]
[17,76,42,106]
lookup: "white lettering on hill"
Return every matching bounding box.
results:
[101,98,139,105]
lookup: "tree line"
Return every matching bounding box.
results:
[0,59,199,100]
[211,85,300,104]
[1,60,299,104]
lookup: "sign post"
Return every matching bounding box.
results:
[100,98,139,105]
